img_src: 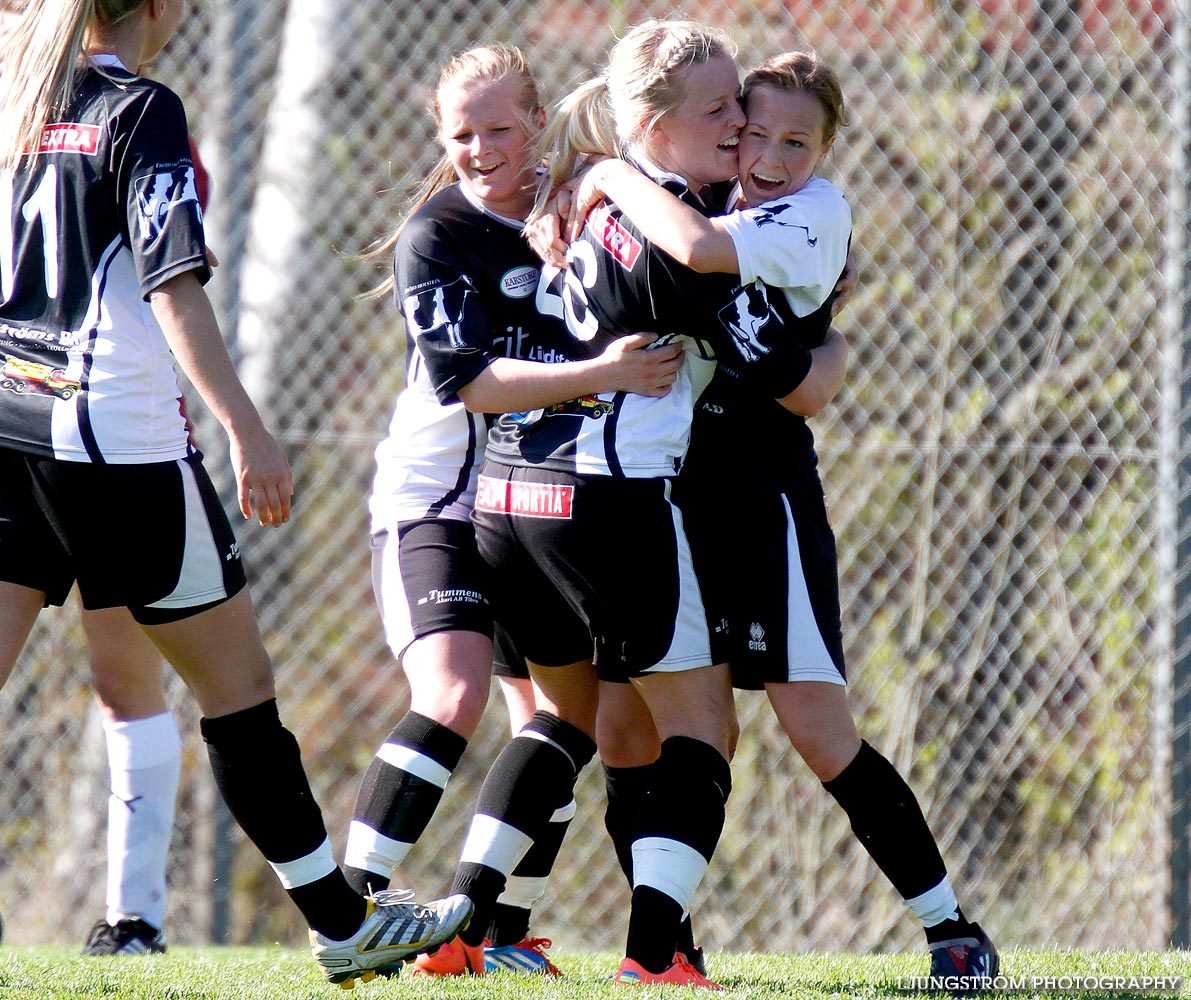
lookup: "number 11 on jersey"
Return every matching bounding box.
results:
[1,165,60,304]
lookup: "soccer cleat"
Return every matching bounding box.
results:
[81,918,167,955]
[309,889,474,989]
[613,954,723,989]
[928,922,999,991]
[484,936,562,976]
[408,934,485,976]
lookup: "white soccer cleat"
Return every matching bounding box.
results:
[310,889,473,989]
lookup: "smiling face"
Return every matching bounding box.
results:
[646,52,746,190]
[737,84,834,207]
[439,75,545,220]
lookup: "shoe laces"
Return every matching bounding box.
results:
[521,936,553,953]
[672,953,704,978]
[370,887,436,922]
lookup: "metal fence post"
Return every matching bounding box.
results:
[1169,0,1191,951]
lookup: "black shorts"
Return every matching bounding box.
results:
[472,461,712,680]
[0,448,246,624]
[682,472,846,690]
[370,517,494,661]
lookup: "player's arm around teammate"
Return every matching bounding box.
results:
[341,44,683,979]
[576,49,998,981]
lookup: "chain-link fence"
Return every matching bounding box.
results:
[1,0,1183,958]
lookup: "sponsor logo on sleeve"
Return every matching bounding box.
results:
[134,164,202,241]
[475,474,574,519]
[38,123,101,155]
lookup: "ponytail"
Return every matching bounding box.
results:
[360,157,457,301]
[0,0,91,169]
[0,0,146,170]
[528,76,620,222]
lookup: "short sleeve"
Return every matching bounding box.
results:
[721,178,851,317]
[115,85,209,298]
[395,216,497,402]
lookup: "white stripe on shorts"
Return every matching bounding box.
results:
[372,530,416,662]
[145,457,232,612]
[781,494,845,685]
[646,480,713,672]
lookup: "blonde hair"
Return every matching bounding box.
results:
[366,43,544,300]
[532,18,735,218]
[743,51,848,143]
[0,0,146,170]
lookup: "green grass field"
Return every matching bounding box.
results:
[0,947,1187,1000]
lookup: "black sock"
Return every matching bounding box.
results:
[923,909,974,945]
[488,795,575,946]
[822,740,948,901]
[625,737,731,973]
[603,762,655,888]
[451,713,595,947]
[201,700,364,939]
[344,712,467,895]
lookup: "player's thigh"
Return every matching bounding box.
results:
[0,580,45,691]
[140,587,274,719]
[81,601,167,720]
[596,679,660,767]
[765,680,860,781]
[632,662,734,757]
[527,659,600,737]
[402,629,494,738]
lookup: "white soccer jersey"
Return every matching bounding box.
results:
[368,184,582,531]
[0,57,208,463]
[719,176,852,318]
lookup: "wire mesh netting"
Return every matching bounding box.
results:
[0,0,1181,957]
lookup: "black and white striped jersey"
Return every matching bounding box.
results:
[484,158,818,479]
[369,183,581,530]
[0,56,208,463]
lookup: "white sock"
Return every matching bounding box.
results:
[905,875,961,928]
[104,711,181,931]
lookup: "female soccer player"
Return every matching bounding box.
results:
[560,49,998,983]
[341,42,681,977]
[426,19,849,989]
[0,0,468,986]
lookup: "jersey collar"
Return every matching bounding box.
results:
[89,53,132,72]
[456,181,530,232]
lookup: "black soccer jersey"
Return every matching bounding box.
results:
[484,158,816,478]
[368,183,583,530]
[0,56,209,463]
